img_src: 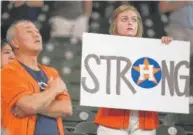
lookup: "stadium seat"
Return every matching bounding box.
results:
[76,106,98,113]
[164,113,193,134]
[156,125,186,135]
[164,114,193,125]
[74,122,98,134]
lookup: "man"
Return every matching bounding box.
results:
[1,20,72,135]
[49,1,92,40]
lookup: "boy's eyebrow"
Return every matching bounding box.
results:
[3,49,12,51]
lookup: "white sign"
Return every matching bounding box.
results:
[80,33,190,114]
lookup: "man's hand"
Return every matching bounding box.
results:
[12,106,28,118]
[47,77,67,96]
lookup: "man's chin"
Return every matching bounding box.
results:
[31,48,42,56]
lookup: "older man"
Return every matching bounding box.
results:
[1,20,72,135]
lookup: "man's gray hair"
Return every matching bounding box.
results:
[6,20,31,46]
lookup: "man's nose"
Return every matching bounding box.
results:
[32,30,40,37]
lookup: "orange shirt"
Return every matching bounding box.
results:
[1,60,71,135]
[94,108,159,130]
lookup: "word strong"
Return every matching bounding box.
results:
[81,54,189,97]
[81,54,136,95]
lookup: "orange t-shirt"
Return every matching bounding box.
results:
[1,60,71,135]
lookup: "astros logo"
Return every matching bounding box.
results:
[131,57,162,89]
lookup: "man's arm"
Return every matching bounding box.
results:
[15,89,57,116]
[13,78,72,118]
[39,99,72,118]
[159,1,189,13]
[10,0,44,8]
[15,78,65,116]
[83,0,92,17]
[26,1,44,7]
[14,99,72,118]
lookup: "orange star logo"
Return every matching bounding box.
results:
[132,58,161,85]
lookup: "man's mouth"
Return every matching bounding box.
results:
[34,39,40,43]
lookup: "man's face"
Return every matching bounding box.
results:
[14,21,43,54]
